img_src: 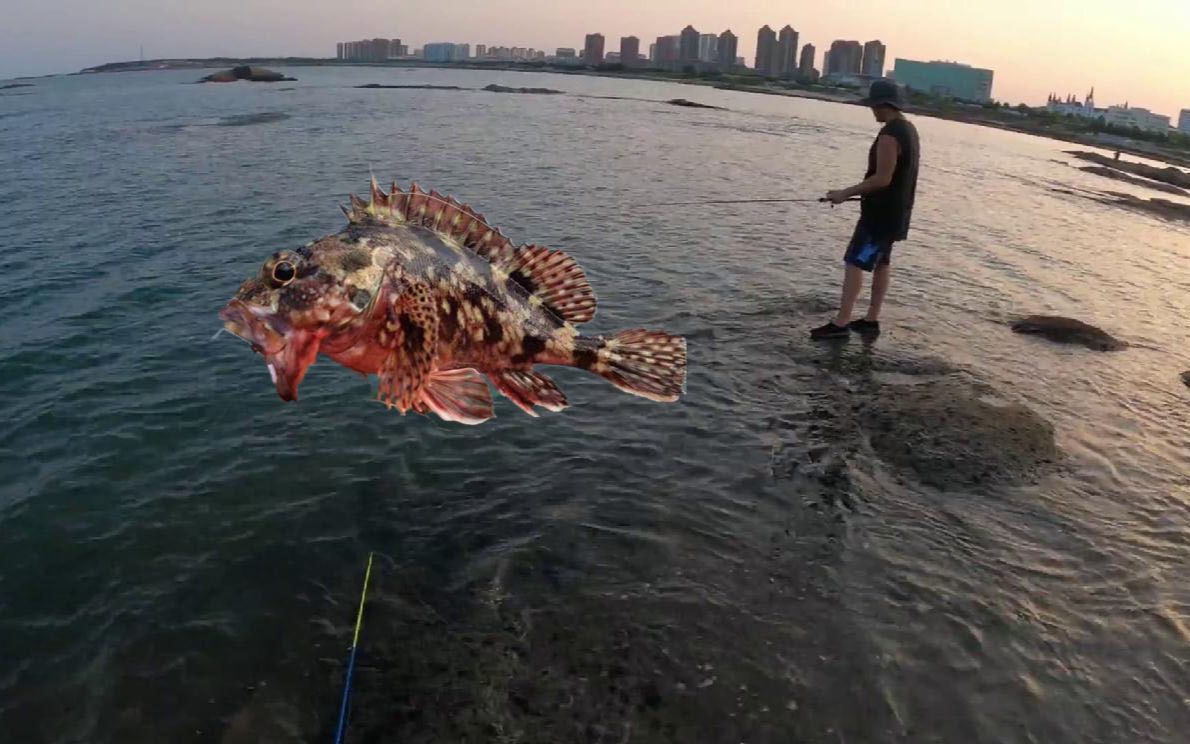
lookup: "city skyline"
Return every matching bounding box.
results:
[2,1,1187,118]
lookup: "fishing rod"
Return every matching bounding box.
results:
[630,196,861,208]
[333,552,375,744]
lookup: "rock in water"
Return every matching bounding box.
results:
[863,378,1059,489]
[665,98,724,110]
[200,65,296,83]
[1181,371,1190,388]
[482,84,563,95]
[1010,315,1126,351]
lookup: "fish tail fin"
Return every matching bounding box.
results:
[587,329,687,403]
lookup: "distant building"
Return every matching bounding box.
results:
[620,36,641,68]
[1046,89,1098,119]
[822,50,831,77]
[1179,108,1190,133]
[698,33,719,63]
[826,40,862,76]
[583,34,605,66]
[476,44,487,58]
[423,43,457,63]
[717,30,738,70]
[679,25,700,64]
[755,25,777,76]
[799,43,817,79]
[892,58,994,102]
[777,26,799,78]
[337,38,403,62]
[861,40,886,77]
[605,52,621,64]
[1105,104,1171,133]
[556,48,577,59]
[654,35,680,64]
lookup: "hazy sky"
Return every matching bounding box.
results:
[3,1,1188,117]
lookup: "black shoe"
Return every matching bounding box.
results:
[848,319,881,336]
[810,322,850,340]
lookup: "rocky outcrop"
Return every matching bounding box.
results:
[200,66,296,83]
[863,378,1059,488]
[1079,166,1187,196]
[1010,315,1126,351]
[356,83,463,90]
[1066,150,1190,190]
[1181,371,1190,388]
[665,98,724,110]
[482,84,563,94]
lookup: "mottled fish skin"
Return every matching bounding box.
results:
[219,180,687,424]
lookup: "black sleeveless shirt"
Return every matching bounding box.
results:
[860,116,919,242]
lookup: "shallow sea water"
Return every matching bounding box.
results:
[1,66,1188,743]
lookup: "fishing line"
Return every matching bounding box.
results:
[333,551,375,744]
[629,196,861,208]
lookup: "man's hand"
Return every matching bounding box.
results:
[825,189,851,205]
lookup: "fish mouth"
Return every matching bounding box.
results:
[219,300,317,402]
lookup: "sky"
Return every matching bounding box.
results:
[3,0,1188,118]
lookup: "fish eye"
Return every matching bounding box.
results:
[272,261,296,285]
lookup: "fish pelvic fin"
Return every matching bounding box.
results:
[582,330,687,403]
[489,369,569,416]
[419,368,494,425]
[345,181,597,323]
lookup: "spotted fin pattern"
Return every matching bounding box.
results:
[489,369,569,416]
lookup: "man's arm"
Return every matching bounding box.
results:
[827,134,899,204]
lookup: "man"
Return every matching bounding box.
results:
[811,79,919,340]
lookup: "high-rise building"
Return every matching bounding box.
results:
[826,40,862,76]
[698,33,719,63]
[679,25,700,63]
[654,35,680,64]
[777,25,799,77]
[799,43,816,78]
[423,43,457,63]
[583,34,605,66]
[755,25,777,76]
[476,44,487,58]
[620,36,640,68]
[862,40,886,77]
[892,58,994,102]
[1179,109,1190,133]
[336,43,344,60]
[717,30,738,70]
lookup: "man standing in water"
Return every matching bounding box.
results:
[812,79,920,340]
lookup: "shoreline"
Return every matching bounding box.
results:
[73,57,1190,169]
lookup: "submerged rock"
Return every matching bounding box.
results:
[482,84,563,94]
[200,66,296,83]
[665,98,724,110]
[216,112,290,127]
[1,82,34,90]
[1010,315,1126,351]
[862,378,1059,489]
[356,83,463,90]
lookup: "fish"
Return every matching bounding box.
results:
[218,180,687,424]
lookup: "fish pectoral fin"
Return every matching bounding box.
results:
[500,245,597,324]
[377,281,439,413]
[489,369,569,416]
[419,368,494,425]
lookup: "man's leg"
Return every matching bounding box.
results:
[866,263,891,321]
[833,264,865,326]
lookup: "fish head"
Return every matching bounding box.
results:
[219,238,381,401]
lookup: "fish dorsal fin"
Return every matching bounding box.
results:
[345,180,597,324]
[499,245,596,323]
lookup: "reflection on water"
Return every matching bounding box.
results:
[1,66,1188,743]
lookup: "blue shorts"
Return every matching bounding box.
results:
[844,223,894,272]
